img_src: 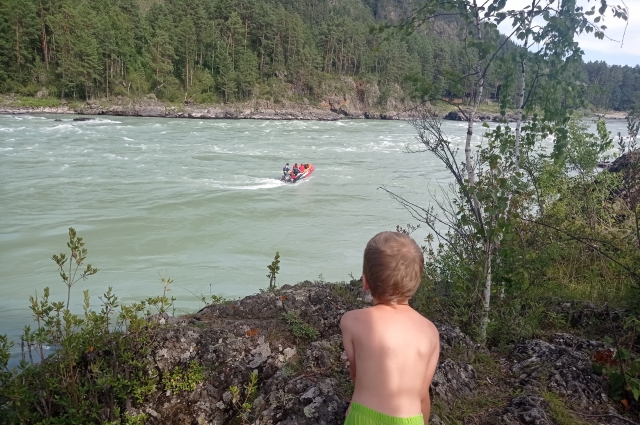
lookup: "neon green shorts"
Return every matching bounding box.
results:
[345,402,424,425]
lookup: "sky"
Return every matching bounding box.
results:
[579,0,640,66]
[499,0,640,66]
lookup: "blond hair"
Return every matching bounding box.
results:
[363,231,424,305]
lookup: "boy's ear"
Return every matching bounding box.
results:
[362,275,370,291]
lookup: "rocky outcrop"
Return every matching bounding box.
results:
[604,150,639,173]
[1,94,519,122]
[121,282,488,424]
[117,281,640,424]
[0,105,74,115]
[430,359,477,401]
[510,339,608,407]
[442,109,521,123]
[118,281,637,425]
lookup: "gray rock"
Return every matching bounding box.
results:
[500,395,552,425]
[132,283,487,424]
[429,414,444,425]
[552,333,610,352]
[430,359,477,401]
[435,322,476,357]
[510,339,608,406]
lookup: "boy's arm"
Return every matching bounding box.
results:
[421,328,440,421]
[340,312,356,382]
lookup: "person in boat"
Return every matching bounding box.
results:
[283,162,290,177]
[292,163,300,176]
[299,163,305,173]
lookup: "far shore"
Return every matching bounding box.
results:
[0,96,629,123]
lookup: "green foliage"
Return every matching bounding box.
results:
[412,117,640,344]
[1,0,630,109]
[266,252,280,290]
[540,392,590,425]
[228,370,258,424]
[283,311,319,340]
[0,230,170,424]
[145,273,176,315]
[592,316,640,402]
[583,61,640,112]
[162,361,204,394]
[52,227,99,309]
[9,96,61,107]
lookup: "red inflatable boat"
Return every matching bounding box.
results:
[281,163,314,183]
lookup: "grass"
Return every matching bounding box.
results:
[472,352,501,377]
[431,393,507,424]
[541,391,591,425]
[14,96,62,108]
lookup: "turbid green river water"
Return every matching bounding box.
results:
[0,114,628,363]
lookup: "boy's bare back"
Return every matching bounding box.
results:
[341,303,440,419]
[340,231,440,423]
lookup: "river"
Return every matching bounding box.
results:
[0,114,628,364]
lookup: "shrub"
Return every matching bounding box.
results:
[0,229,164,424]
[283,312,319,340]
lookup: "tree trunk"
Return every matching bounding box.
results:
[479,242,493,344]
[40,2,49,69]
[185,43,189,92]
[463,1,491,231]
[15,22,21,74]
[514,2,535,167]
[468,2,491,345]
[106,59,109,99]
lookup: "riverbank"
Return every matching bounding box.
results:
[1,94,531,122]
[1,280,637,424]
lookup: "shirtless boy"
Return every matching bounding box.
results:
[340,231,440,425]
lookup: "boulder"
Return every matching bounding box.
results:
[510,339,608,407]
[444,110,465,121]
[500,395,552,425]
[430,359,477,401]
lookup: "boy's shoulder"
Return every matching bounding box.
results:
[340,307,365,329]
[340,307,439,334]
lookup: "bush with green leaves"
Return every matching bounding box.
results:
[162,360,204,394]
[228,370,259,424]
[283,311,319,341]
[0,228,174,424]
[592,315,640,403]
[412,118,640,345]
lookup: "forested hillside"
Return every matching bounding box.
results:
[583,60,640,111]
[0,0,637,111]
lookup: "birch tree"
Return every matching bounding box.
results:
[387,0,628,344]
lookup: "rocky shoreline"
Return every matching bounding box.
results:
[2,97,628,123]
[0,96,525,122]
[113,281,636,425]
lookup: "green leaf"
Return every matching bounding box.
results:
[615,348,631,360]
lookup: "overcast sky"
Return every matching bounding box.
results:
[498,0,640,66]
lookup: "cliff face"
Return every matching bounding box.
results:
[125,282,633,425]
